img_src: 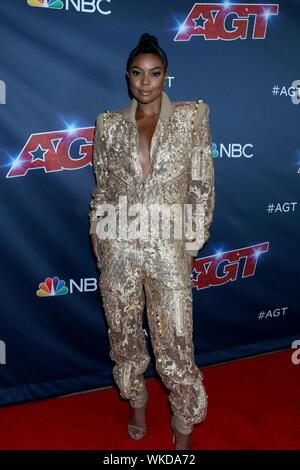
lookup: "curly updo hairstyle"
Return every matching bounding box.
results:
[126,33,168,72]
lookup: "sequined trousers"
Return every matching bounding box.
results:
[98,237,208,430]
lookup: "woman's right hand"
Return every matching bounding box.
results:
[90,233,101,264]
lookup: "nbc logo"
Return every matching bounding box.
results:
[28,0,64,8]
[36,276,69,297]
[212,143,254,158]
[27,0,112,14]
[36,276,98,297]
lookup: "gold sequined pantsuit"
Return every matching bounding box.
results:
[89,91,215,429]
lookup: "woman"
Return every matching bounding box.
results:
[89,33,215,450]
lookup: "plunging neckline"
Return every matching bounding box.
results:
[135,115,160,182]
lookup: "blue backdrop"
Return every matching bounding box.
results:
[0,0,299,405]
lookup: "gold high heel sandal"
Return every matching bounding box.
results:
[171,415,192,450]
[128,389,148,440]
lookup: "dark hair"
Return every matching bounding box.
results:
[126,33,168,72]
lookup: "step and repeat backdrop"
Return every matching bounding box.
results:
[0,1,299,405]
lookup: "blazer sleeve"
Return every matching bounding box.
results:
[89,112,109,235]
[185,101,215,256]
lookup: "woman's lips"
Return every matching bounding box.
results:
[139,90,152,96]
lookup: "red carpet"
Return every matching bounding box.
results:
[0,349,299,450]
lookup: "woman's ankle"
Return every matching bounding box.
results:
[129,388,148,408]
[171,415,193,450]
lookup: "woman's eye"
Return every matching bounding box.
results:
[132,70,140,76]
[152,72,161,77]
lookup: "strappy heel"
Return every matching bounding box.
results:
[128,389,148,440]
[171,415,192,450]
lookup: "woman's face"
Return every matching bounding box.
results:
[127,53,167,104]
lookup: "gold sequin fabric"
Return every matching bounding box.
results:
[89,91,214,428]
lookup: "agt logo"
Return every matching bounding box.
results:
[192,242,269,289]
[27,0,112,14]
[36,276,97,296]
[6,127,94,178]
[175,2,279,41]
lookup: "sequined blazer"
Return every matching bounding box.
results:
[89,91,215,256]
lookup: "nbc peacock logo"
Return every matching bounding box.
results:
[36,276,69,297]
[212,143,218,158]
[27,0,64,9]
[27,0,112,14]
